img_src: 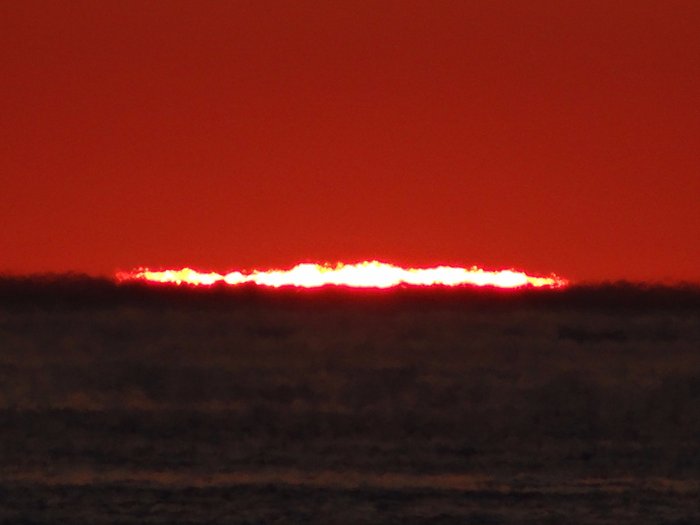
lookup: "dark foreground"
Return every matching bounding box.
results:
[1,278,699,524]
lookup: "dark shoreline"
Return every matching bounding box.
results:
[2,275,700,523]
[2,274,700,311]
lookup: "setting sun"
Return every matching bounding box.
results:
[116,261,568,289]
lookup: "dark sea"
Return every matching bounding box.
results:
[1,278,699,524]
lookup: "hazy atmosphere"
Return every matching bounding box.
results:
[2,0,700,282]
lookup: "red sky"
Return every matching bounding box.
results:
[1,0,699,283]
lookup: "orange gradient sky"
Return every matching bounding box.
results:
[1,1,699,282]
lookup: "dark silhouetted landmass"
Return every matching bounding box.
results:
[1,275,699,524]
[2,274,700,311]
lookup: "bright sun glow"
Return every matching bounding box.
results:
[116,261,568,289]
